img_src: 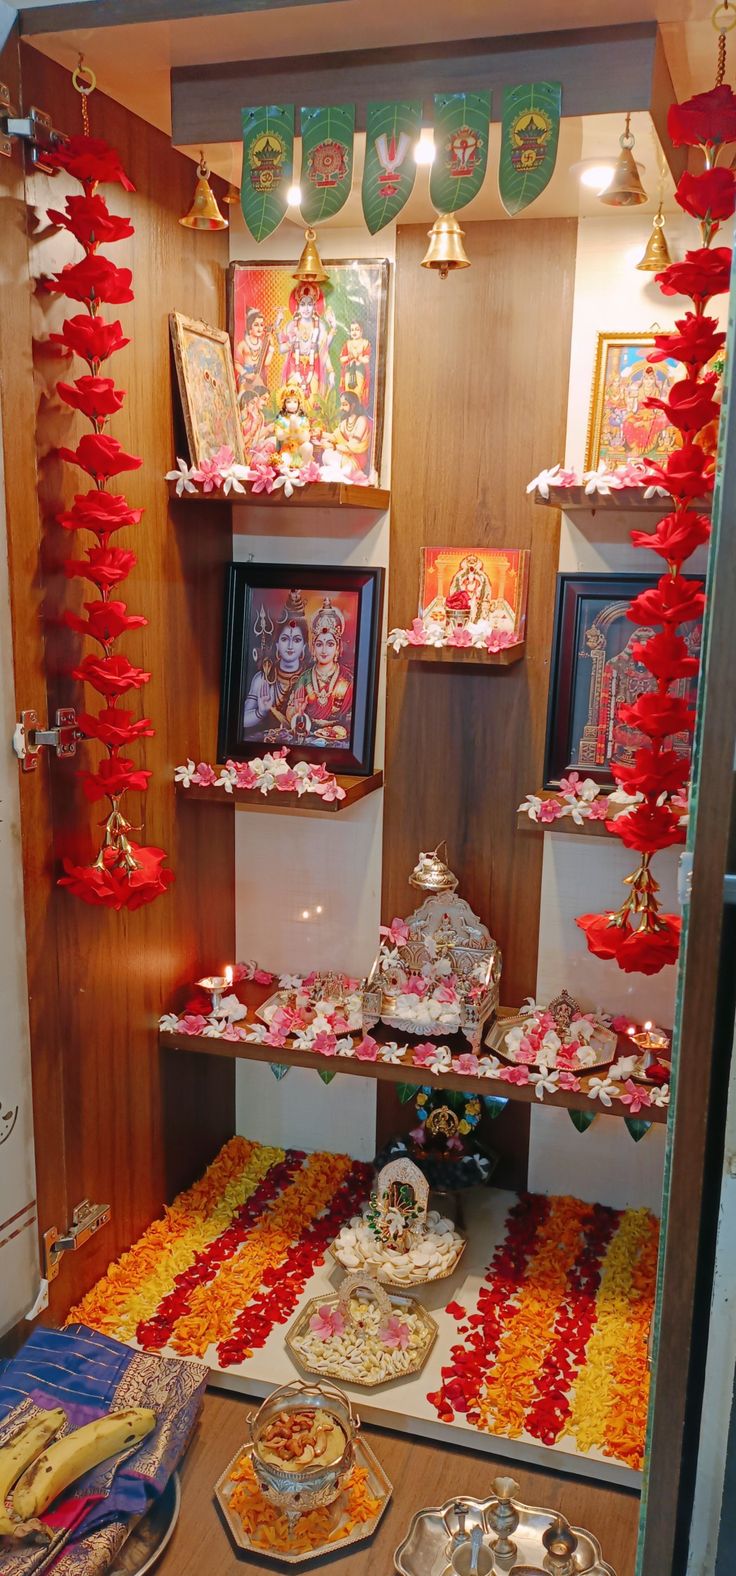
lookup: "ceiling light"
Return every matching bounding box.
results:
[287,184,303,207]
[414,129,436,166]
[578,162,615,193]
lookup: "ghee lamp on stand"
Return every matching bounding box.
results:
[627,1019,670,1078]
[196,964,234,1015]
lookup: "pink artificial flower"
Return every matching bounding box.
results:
[300,460,321,484]
[233,762,259,790]
[538,798,564,823]
[515,1038,538,1065]
[484,628,517,652]
[435,980,459,1004]
[271,1005,300,1036]
[250,463,276,494]
[254,967,275,986]
[192,762,218,786]
[302,971,317,988]
[381,1315,411,1350]
[559,771,581,795]
[274,768,300,792]
[454,1052,480,1075]
[406,617,429,646]
[313,776,345,802]
[192,455,226,493]
[309,1305,346,1340]
[537,1012,555,1032]
[263,1027,287,1048]
[210,445,235,471]
[178,1013,208,1035]
[557,1071,582,1092]
[412,1042,439,1067]
[405,974,429,997]
[447,625,473,647]
[329,1013,350,1034]
[221,1023,244,1043]
[313,1031,338,1057]
[586,799,610,820]
[380,917,410,946]
[354,1036,379,1061]
[612,1014,638,1035]
[409,1124,426,1145]
[556,1042,579,1069]
[498,1065,530,1086]
[232,962,253,983]
[620,1079,652,1114]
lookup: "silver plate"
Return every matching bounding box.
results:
[394,1495,616,1576]
[110,1473,181,1576]
[216,1437,392,1565]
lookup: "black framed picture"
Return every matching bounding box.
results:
[544,572,703,789]
[218,563,385,776]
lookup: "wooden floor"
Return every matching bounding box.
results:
[158,1389,640,1576]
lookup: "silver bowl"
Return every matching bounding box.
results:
[247,1380,358,1524]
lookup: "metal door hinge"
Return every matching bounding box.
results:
[44,1200,111,1283]
[0,86,66,170]
[13,708,84,772]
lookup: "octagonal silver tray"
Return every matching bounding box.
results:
[394,1494,615,1576]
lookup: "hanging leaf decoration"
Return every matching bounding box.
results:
[240,105,294,243]
[318,1068,337,1085]
[362,100,423,235]
[568,1108,597,1134]
[498,82,561,216]
[625,1117,653,1143]
[482,1096,509,1120]
[269,1063,290,1081]
[300,104,355,224]
[430,91,491,214]
[397,1082,421,1104]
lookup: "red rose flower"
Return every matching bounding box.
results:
[46,135,136,192]
[58,433,141,482]
[64,599,147,644]
[630,510,711,568]
[618,917,681,975]
[77,707,155,749]
[50,315,130,367]
[644,374,720,435]
[46,254,134,308]
[656,246,732,305]
[59,844,174,913]
[72,652,151,697]
[649,313,725,373]
[64,547,137,589]
[668,84,736,149]
[446,589,471,612]
[644,442,712,502]
[47,193,134,250]
[676,166,736,225]
[79,755,152,803]
[576,912,633,963]
[628,573,705,627]
[619,691,696,740]
[57,376,125,423]
[613,746,690,797]
[629,628,699,684]
[59,490,143,538]
[607,802,686,854]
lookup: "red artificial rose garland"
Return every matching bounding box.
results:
[44,135,173,909]
[577,82,735,975]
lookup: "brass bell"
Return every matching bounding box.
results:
[179,154,228,230]
[421,212,471,278]
[598,113,648,207]
[409,842,459,893]
[293,227,329,285]
[222,183,240,206]
[636,203,673,270]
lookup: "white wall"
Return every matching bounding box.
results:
[0,379,39,1333]
[229,214,394,1159]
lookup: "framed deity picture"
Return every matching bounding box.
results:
[584,332,682,472]
[227,258,389,481]
[218,563,385,775]
[544,572,703,789]
[169,312,244,468]
[419,546,530,637]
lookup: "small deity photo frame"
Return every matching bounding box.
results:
[584,331,681,472]
[169,312,244,468]
[218,561,384,775]
[419,547,530,638]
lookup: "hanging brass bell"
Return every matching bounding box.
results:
[636,204,673,270]
[179,154,228,230]
[293,227,329,285]
[222,183,240,206]
[409,843,459,893]
[598,114,648,207]
[420,212,470,278]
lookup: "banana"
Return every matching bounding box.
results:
[12,1407,156,1522]
[0,1408,67,1536]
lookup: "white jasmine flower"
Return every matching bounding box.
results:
[165,457,197,495]
[533,1069,560,1100]
[158,1013,179,1032]
[588,1076,617,1106]
[174,758,197,787]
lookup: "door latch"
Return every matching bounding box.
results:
[43,1200,111,1283]
[13,708,85,772]
[0,84,66,170]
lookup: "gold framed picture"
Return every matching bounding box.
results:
[584,331,681,472]
[169,312,244,468]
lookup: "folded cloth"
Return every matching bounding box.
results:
[0,1324,207,1575]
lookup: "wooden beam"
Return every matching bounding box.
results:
[19,0,343,34]
[171,22,662,145]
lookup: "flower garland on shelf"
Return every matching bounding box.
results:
[166,442,373,501]
[575,82,734,976]
[519,771,688,830]
[174,750,347,802]
[526,459,670,501]
[427,1191,659,1470]
[44,133,172,910]
[387,616,521,656]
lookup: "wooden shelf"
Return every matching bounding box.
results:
[517,790,612,838]
[176,770,383,814]
[168,480,390,510]
[394,642,525,667]
[533,486,711,515]
[160,984,665,1124]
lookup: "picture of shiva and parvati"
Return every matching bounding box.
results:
[241,587,360,750]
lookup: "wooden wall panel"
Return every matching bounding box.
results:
[380,219,576,1174]
[1,39,235,1319]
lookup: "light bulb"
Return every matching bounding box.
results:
[287,184,303,207]
[414,130,436,166]
[579,163,615,193]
